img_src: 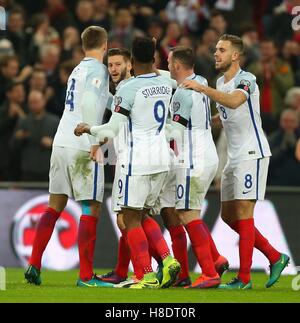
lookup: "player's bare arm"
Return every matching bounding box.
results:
[181,79,247,109]
[211,113,222,128]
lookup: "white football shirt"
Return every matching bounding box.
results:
[216,69,271,163]
[53,57,109,152]
[113,73,173,175]
[171,73,219,169]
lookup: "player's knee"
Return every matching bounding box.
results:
[161,207,180,228]
[81,200,101,218]
[176,210,188,226]
[116,213,126,230]
[49,194,68,213]
[122,210,142,229]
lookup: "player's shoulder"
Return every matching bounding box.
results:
[195,74,208,86]
[116,76,138,92]
[116,76,134,91]
[235,70,256,83]
[157,71,177,89]
[173,86,193,105]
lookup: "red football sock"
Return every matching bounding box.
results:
[127,226,153,274]
[168,225,189,279]
[131,255,144,280]
[185,219,217,277]
[230,221,280,265]
[148,243,162,264]
[114,229,130,278]
[78,215,97,281]
[29,207,61,270]
[231,219,255,284]
[142,217,170,260]
[202,222,220,262]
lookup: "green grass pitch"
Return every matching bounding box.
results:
[0,268,299,303]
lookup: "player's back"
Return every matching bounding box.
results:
[116,73,173,175]
[216,69,271,162]
[53,58,109,152]
[171,74,218,169]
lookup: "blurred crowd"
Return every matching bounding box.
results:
[0,0,299,186]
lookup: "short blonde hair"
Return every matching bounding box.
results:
[81,26,107,51]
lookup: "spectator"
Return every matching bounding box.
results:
[44,0,74,34]
[146,17,165,45]
[29,13,60,62]
[61,26,81,61]
[209,10,227,37]
[12,90,59,181]
[165,0,203,33]
[266,0,295,44]
[177,35,194,48]
[93,0,112,31]
[268,109,300,186]
[71,45,85,65]
[285,87,300,117]
[0,55,19,103]
[108,6,144,50]
[28,67,60,117]
[0,55,32,103]
[241,25,260,68]
[0,39,15,57]
[160,21,182,64]
[74,0,94,33]
[282,39,300,85]
[248,39,294,134]
[213,0,254,35]
[5,7,32,66]
[194,27,218,86]
[0,81,26,180]
[37,44,61,87]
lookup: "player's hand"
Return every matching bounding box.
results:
[74,123,91,136]
[89,144,103,163]
[181,80,204,92]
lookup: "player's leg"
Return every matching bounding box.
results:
[141,211,181,288]
[161,207,190,287]
[76,199,112,287]
[25,193,68,285]
[176,167,221,289]
[98,212,130,284]
[115,174,159,289]
[142,212,169,263]
[122,207,160,289]
[219,160,257,289]
[200,163,229,276]
[70,152,112,287]
[25,147,72,284]
[177,209,220,289]
[143,172,181,288]
[99,163,132,283]
[221,158,289,288]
